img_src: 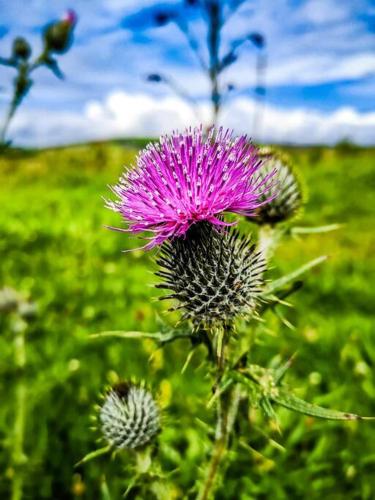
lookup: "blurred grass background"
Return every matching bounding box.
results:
[0,142,374,499]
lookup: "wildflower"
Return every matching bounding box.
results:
[156,222,265,327]
[252,148,303,225]
[99,382,160,450]
[107,127,275,249]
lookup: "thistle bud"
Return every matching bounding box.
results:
[156,223,265,327]
[43,9,77,54]
[12,37,32,60]
[253,149,303,225]
[99,382,160,450]
[154,11,173,26]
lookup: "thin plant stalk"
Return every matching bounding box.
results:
[198,381,242,500]
[11,320,27,500]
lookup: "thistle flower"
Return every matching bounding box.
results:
[99,382,160,450]
[107,127,275,249]
[156,222,265,327]
[252,149,303,225]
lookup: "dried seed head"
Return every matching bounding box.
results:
[156,222,265,327]
[254,149,303,225]
[99,382,160,450]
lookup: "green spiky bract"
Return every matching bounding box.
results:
[155,222,265,328]
[253,149,304,225]
[99,382,160,450]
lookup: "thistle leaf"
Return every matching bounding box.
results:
[233,365,374,421]
[291,224,342,235]
[264,255,327,296]
[272,389,371,421]
[273,353,298,384]
[75,445,112,467]
[90,329,192,345]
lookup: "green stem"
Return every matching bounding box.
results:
[198,326,241,500]
[197,384,241,500]
[0,102,17,145]
[257,225,285,262]
[11,322,27,500]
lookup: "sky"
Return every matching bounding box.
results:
[0,0,374,147]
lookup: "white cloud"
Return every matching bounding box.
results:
[9,90,375,147]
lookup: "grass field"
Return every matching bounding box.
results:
[0,142,374,499]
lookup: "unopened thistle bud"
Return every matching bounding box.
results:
[253,149,303,225]
[156,222,265,327]
[12,37,32,60]
[43,9,77,54]
[99,382,160,450]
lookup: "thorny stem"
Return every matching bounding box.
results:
[198,384,242,500]
[198,326,241,500]
[11,320,28,500]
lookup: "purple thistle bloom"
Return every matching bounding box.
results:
[107,127,275,249]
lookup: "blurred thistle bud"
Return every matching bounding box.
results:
[42,9,77,54]
[154,11,174,27]
[99,382,160,450]
[156,223,265,328]
[248,32,265,49]
[146,73,163,83]
[252,149,304,225]
[12,37,32,61]
[255,85,266,96]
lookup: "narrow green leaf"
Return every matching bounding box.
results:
[90,329,192,344]
[291,224,342,235]
[273,353,298,384]
[259,281,303,313]
[264,255,327,296]
[90,330,161,340]
[100,477,112,500]
[272,389,370,421]
[75,445,112,467]
[260,397,277,420]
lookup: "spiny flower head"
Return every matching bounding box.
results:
[252,148,303,225]
[107,127,275,249]
[156,222,265,327]
[99,382,160,450]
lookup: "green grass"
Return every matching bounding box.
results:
[0,142,374,499]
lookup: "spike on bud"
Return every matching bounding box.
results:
[99,382,160,450]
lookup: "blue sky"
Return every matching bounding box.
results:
[0,0,374,146]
